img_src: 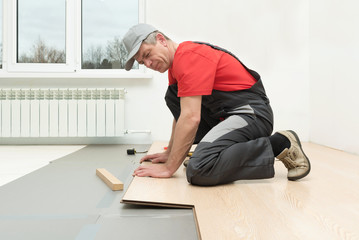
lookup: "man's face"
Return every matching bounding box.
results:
[134,36,172,73]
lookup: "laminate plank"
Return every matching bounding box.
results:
[96,168,124,191]
[122,142,359,240]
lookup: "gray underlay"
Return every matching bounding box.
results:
[0,144,198,240]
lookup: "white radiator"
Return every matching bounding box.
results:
[0,88,126,137]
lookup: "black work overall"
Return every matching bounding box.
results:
[165,42,275,186]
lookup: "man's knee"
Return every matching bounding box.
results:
[186,160,220,186]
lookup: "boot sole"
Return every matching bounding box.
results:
[287,130,311,181]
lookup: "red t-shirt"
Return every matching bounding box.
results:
[168,41,257,97]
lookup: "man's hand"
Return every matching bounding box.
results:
[140,151,169,163]
[134,96,202,179]
[133,163,174,178]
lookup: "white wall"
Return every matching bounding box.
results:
[2,0,358,155]
[146,0,311,140]
[2,0,313,145]
[309,0,359,155]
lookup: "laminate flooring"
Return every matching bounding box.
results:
[122,142,359,240]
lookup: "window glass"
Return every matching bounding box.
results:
[0,0,2,68]
[82,0,138,69]
[17,0,66,63]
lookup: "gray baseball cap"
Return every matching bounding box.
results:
[123,23,157,71]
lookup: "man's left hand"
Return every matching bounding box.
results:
[133,163,174,178]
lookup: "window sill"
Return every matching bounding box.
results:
[0,70,153,79]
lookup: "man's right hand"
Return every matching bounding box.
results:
[140,151,170,164]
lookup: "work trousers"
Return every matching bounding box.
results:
[165,84,276,186]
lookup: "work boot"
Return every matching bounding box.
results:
[276,130,311,181]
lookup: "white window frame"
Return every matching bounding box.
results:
[1,0,149,78]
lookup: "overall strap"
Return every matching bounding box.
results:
[193,41,261,81]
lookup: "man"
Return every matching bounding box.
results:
[123,23,310,186]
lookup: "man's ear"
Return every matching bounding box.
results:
[156,33,167,47]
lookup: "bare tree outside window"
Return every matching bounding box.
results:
[82,36,130,69]
[82,45,104,69]
[82,0,138,69]
[18,37,65,63]
[106,36,128,69]
[17,0,66,64]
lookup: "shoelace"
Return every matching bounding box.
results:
[281,156,298,169]
[281,148,308,169]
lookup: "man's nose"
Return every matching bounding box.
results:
[144,59,152,68]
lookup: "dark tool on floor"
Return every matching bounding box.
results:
[127,148,148,155]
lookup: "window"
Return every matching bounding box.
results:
[17,0,66,64]
[82,0,138,70]
[0,0,2,69]
[2,0,145,77]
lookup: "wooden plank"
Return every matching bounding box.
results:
[96,168,123,191]
[122,142,359,240]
